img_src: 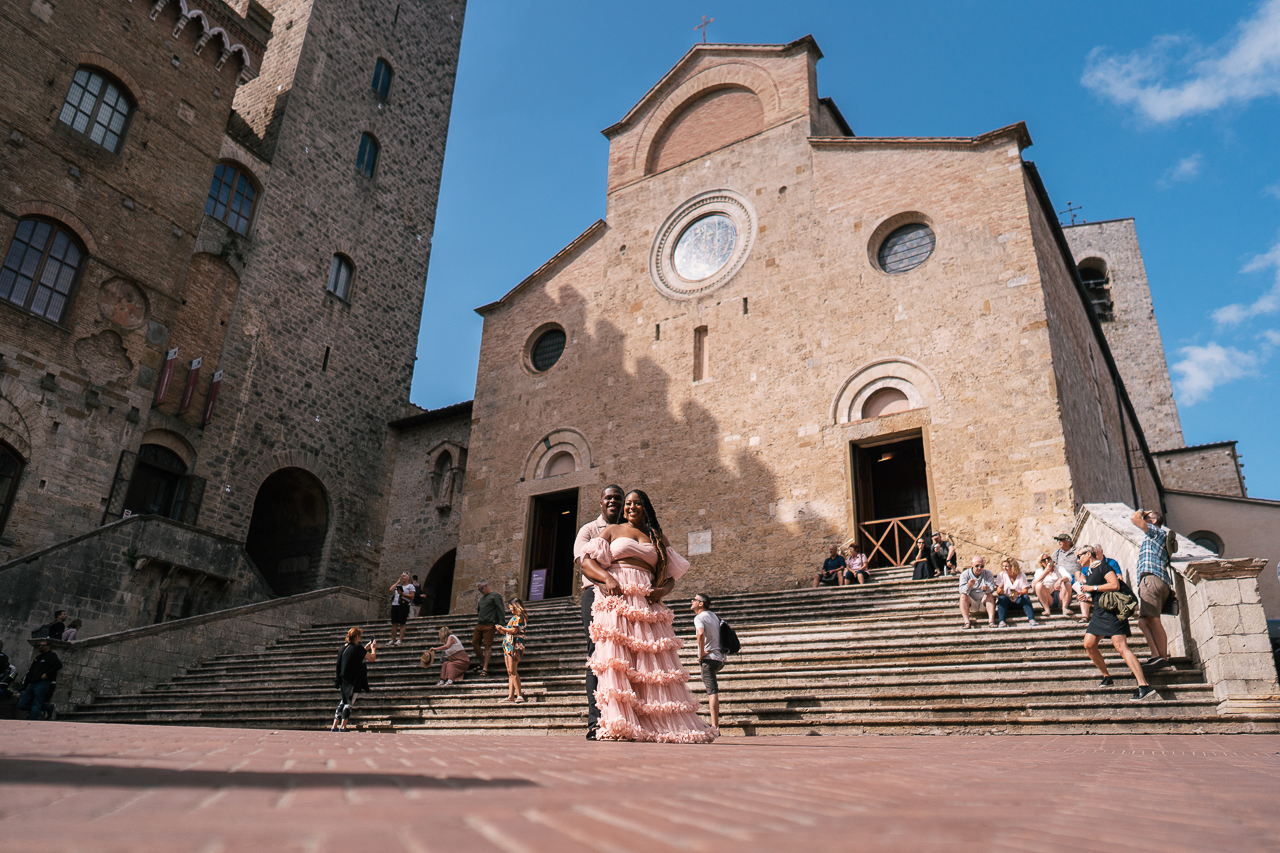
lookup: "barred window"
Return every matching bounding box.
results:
[372,58,394,102]
[58,68,133,153]
[203,163,259,235]
[356,133,380,178]
[877,223,936,274]
[326,254,354,300]
[0,441,22,538]
[530,329,566,372]
[0,218,84,323]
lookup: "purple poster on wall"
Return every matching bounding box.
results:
[529,569,547,601]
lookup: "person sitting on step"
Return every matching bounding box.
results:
[958,556,997,629]
[428,627,469,686]
[814,545,844,587]
[842,541,871,585]
[994,557,1039,627]
[1032,552,1074,619]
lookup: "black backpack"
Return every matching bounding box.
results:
[719,620,741,655]
[30,623,52,638]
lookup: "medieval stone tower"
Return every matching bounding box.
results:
[0,0,465,649]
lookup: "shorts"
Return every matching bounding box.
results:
[390,604,410,625]
[699,657,725,694]
[472,624,497,649]
[1137,574,1171,619]
[962,589,992,605]
[817,574,839,587]
[844,569,870,583]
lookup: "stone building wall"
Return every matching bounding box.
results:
[453,40,1161,605]
[1062,219,1184,452]
[1155,443,1247,498]
[380,403,471,611]
[192,0,467,595]
[0,0,267,559]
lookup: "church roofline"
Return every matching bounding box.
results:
[1063,217,1137,229]
[810,120,1032,151]
[474,220,608,316]
[602,35,823,138]
[1152,440,1239,455]
[389,400,474,430]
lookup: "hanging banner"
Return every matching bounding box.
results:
[177,357,203,414]
[154,347,179,404]
[203,370,224,425]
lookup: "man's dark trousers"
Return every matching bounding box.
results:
[581,585,599,732]
[17,681,54,720]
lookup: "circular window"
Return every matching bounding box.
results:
[877,223,936,274]
[650,190,757,300]
[1189,531,1223,556]
[673,214,737,281]
[529,327,566,372]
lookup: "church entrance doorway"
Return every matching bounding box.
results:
[244,468,329,596]
[525,489,578,601]
[121,444,187,518]
[850,434,933,568]
[419,549,456,616]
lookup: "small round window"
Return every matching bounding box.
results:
[877,223,936,274]
[530,328,566,372]
[673,214,737,281]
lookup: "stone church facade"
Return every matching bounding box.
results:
[1,0,465,650]
[419,37,1183,613]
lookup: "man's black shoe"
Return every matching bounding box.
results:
[1130,685,1161,702]
[585,729,597,741]
[1142,657,1171,671]
[1098,676,1114,687]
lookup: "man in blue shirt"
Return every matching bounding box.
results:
[814,545,844,587]
[1131,508,1173,670]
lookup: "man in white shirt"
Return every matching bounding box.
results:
[691,593,725,729]
[1032,553,1074,618]
[572,484,625,740]
[958,556,997,629]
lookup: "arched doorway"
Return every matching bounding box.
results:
[121,444,187,517]
[418,549,456,615]
[244,468,329,596]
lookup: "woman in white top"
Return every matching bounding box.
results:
[994,558,1039,627]
[1032,553,1075,619]
[428,626,469,686]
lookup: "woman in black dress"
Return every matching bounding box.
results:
[1077,546,1157,702]
[332,627,377,731]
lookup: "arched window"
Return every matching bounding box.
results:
[431,451,452,497]
[1078,259,1114,322]
[356,133,380,178]
[1,218,85,323]
[326,254,354,300]
[372,58,394,102]
[862,387,912,419]
[204,162,259,235]
[0,441,22,538]
[59,68,133,153]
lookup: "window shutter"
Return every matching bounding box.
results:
[173,475,206,526]
[101,450,137,524]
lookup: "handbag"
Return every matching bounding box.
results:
[1161,587,1180,617]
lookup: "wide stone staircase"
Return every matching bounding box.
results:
[63,566,1280,734]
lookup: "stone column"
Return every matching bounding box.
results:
[1180,557,1280,714]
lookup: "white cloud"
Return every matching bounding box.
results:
[1266,182,1280,199]
[1213,238,1280,325]
[1171,342,1261,405]
[1082,0,1280,121]
[1261,329,1280,346]
[1159,153,1203,186]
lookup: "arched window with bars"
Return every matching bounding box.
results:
[372,58,394,102]
[356,133,380,178]
[326,254,354,300]
[0,218,85,324]
[58,67,134,153]
[203,162,259,235]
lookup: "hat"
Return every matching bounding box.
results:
[1053,533,1072,542]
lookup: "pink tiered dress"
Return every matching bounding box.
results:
[584,536,718,743]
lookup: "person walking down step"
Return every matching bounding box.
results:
[472,580,505,677]
[495,598,528,703]
[428,627,469,686]
[691,593,725,730]
[388,574,414,646]
[1076,545,1159,702]
[332,627,376,732]
[958,557,997,629]
[16,638,61,720]
[573,484,626,740]
[994,558,1039,627]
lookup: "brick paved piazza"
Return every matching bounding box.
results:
[2,723,1279,852]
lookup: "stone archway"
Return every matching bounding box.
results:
[419,549,456,616]
[244,467,330,596]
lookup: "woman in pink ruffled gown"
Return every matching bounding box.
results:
[581,489,717,743]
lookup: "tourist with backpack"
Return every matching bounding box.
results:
[331,627,377,732]
[691,593,730,730]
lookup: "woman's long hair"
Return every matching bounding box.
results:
[627,489,669,588]
[509,598,527,620]
[438,626,451,644]
[345,626,363,646]
[1003,557,1023,579]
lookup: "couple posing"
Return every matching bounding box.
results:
[573,485,718,743]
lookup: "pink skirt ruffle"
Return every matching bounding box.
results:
[588,562,718,744]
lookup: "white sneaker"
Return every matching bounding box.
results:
[393,640,401,646]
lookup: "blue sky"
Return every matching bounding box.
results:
[412,1,1280,498]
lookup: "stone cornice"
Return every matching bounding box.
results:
[1181,557,1269,584]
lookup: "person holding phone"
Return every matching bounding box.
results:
[958,556,997,629]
